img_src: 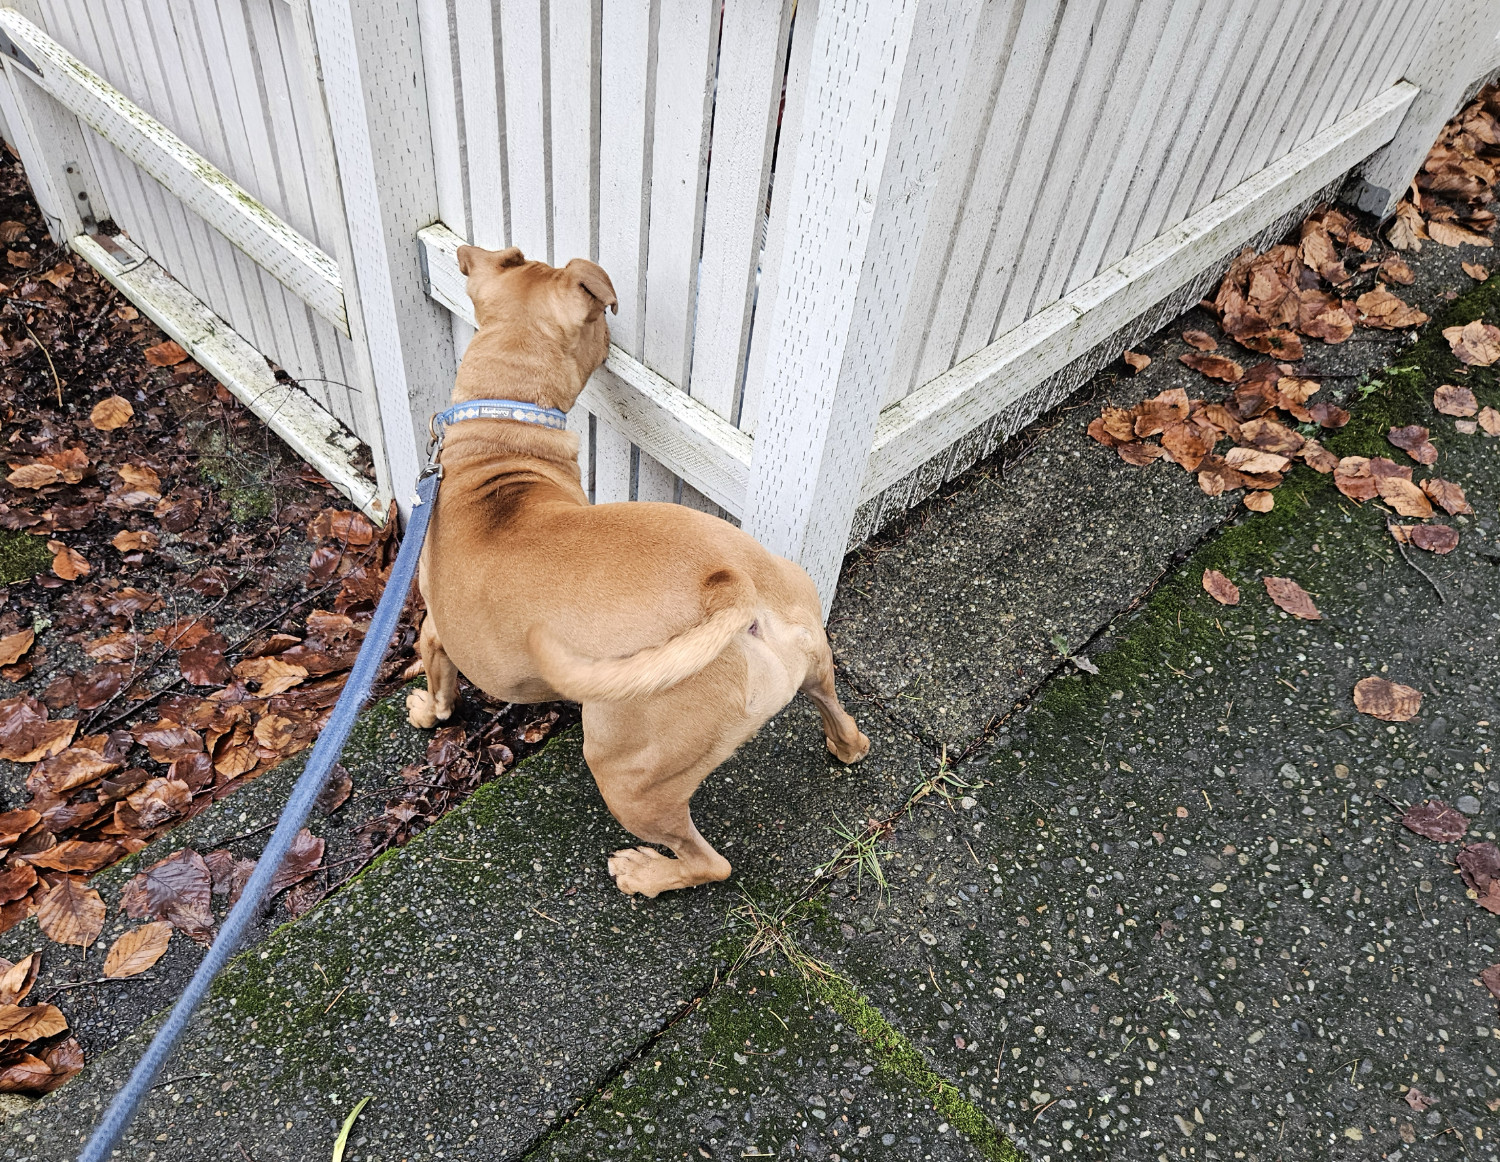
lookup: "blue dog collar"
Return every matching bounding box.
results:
[432,399,569,434]
[420,399,571,489]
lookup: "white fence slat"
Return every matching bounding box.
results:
[597,0,651,358]
[641,0,718,389]
[1128,0,1256,257]
[689,0,793,422]
[908,0,1063,389]
[1032,0,1173,309]
[988,0,1138,340]
[1095,6,1218,267]
[499,0,549,257]
[1360,0,1440,108]
[1269,0,1370,162]
[958,0,1106,358]
[549,0,599,265]
[1180,0,1294,214]
[1314,0,1402,140]
[455,0,507,247]
[1154,0,1267,230]
[1225,0,1341,192]
[310,0,454,504]
[594,425,633,503]
[738,0,823,431]
[418,0,470,241]
[879,0,1023,407]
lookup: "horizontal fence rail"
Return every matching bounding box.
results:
[0,8,348,336]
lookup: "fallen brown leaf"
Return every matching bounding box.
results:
[1404,1086,1436,1112]
[22,839,123,874]
[1420,477,1472,515]
[89,396,134,430]
[117,463,162,499]
[1387,424,1438,464]
[0,629,33,667]
[1377,255,1415,284]
[110,529,159,553]
[1433,384,1478,416]
[1482,406,1500,435]
[142,340,187,367]
[1179,352,1244,383]
[0,1002,66,1045]
[1428,220,1492,248]
[1133,388,1191,437]
[0,953,39,1005]
[1353,675,1422,722]
[1444,319,1500,365]
[268,828,324,896]
[1398,797,1470,845]
[1354,288,1428,329]
[1376,475,1434,518]
[1263,577,1320,620]
[1298,439,1338,473]
[1159,423,1212,472]
[179,634,231,686]
[121,849,214,942]
[232,656,307,696]
[1243,491,1274,512]
[1307,401,1350,429]
[1223,447,1290,474]
[102,921,172,979]
[1457,843,1500,896]
[1482,963,1500,1002]
[1182,330,1217,351]
[1463,261,1490,280]
[1201,569,1239,605]
[47,540,90,581]
[1122,350,1150,373]
[205,849,256,905]
[36,878,105,947]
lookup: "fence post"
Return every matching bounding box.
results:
[0,0,109,243]
[1347,0,1500,220]
[742,0,981,615]
[304,0,454,516]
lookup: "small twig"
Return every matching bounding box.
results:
[529,904,563,927]
[11,305,63,405]
[1393,538,1446,604]
[197,819,277,851]
[38,975,119,1003]
[322,984,349,1014]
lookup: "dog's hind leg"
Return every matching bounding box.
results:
[406,614,460,729]
[800,634,870,765]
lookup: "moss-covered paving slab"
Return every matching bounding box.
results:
[7,682,932,1161]
[536,971,991,1162]
[806,282,1500,1160]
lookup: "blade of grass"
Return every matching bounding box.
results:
[331,1095,371,1162]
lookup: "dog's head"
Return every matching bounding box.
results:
[457,245,617,406]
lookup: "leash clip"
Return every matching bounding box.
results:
[420,412,445,482]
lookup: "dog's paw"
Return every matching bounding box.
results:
[405,689,439,730]
[827,729,871,766]
[607,846,676,898]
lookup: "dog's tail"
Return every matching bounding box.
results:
[527,569,756,702]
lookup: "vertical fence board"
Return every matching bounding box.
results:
[908,0,1062,389]
[455,0,509,248]
[688,0,792,422]
[499,0,550,257]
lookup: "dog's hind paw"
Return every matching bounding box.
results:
[827,729,871,766]
[607,846,680,898]
[405,689,443,730]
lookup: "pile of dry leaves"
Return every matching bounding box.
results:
[1093,85,1500,524]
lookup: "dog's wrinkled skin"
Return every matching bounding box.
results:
[406,244,870,897]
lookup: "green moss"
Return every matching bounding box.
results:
[0,529,51,586]
[806,969,1022,1162]
[1328,270,1500,459]
[194,424,275,522]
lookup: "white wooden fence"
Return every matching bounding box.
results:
[3,0,1498,611]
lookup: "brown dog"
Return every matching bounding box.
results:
[405,244,870,897]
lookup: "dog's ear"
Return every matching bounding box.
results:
[457,244,526,275]
[563,258,618,316]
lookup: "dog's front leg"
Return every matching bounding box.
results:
[406,614,460,729]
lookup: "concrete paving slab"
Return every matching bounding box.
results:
[6,682,933,1161]
[536,972,987,1162]
[808,282,1500,1162]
